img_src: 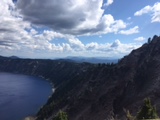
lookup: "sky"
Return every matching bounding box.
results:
[0,0,160,59]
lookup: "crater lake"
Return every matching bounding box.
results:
[0,72,52,120]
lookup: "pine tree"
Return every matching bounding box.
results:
[136,98,159,119]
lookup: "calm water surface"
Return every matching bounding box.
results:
[0,72,52,120]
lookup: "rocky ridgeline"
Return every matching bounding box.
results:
[0,35,160,120]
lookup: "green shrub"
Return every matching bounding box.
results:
[53,110,68,120]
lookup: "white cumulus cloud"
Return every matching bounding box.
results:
[134,6,152,16]
[85,39,141,58]
[134,2,160,23]
[103,0,114,7]
[119,26,139,35]
[16,0,126,36]
[134,37,145,42]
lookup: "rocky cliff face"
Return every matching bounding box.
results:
[114,35,160,116]
[0,35,160,120]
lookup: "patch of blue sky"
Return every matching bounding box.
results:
[50,38,68,45]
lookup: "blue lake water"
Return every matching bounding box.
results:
[0,72,52,120]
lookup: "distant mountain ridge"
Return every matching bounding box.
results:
[62,56,118,64]
[0,35,160,120]
[1,55,118,64]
